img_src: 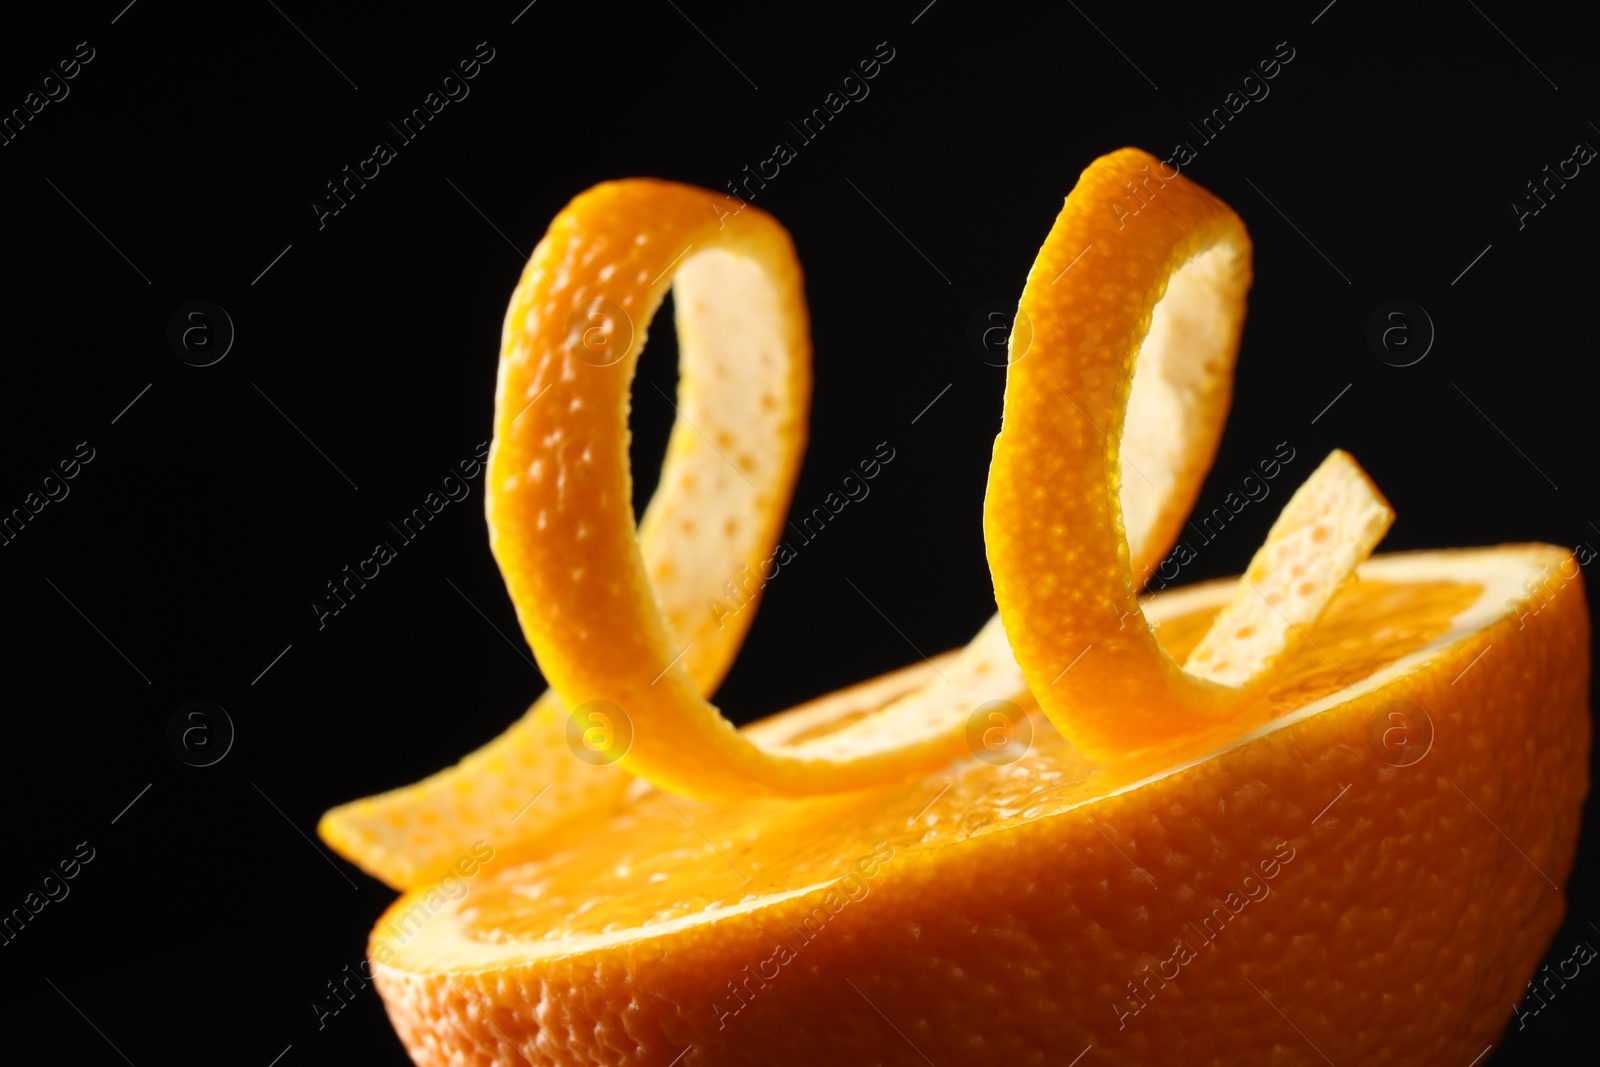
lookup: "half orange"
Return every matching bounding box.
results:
[325,149,1589,1066]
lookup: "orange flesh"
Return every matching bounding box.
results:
[444,572,1481,948]
[354,152,1590,1067]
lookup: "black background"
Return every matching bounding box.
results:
[1,1,1596,1064]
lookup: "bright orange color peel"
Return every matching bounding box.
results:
[492,156,1392,798]
[1185,448,1393,687]
[320,182,816,887]
[485,180,966,797]
[324,156,1391,880]
[370,548,1588,1067]
[986,148,1260,759]
[324,149,1590,1067]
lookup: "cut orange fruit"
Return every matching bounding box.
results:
[334,149,1589,1066]
[370,547,1587,1066]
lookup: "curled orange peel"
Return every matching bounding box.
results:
[324,149,1402,867]
[488,180,812,707]
[489,180,975,797]
[1183,448,1394,687]
[493,149,1397,793]
[319,181,816,886]
[986,148,1391,760]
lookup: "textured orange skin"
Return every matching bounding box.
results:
[318,181,820,889]
[370,155,1591,1065]
[373,567,1588,1066]
[487,180,810,781]
[489,180,968,797]
[985,147,1253,758]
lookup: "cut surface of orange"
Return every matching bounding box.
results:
[370,546,1589,1066]
[341,148,1590,1067]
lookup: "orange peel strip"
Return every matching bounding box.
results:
[331,154,1403,857]
[1184,449,1394,686]
[485,167,1250,800]
[321,692,619,889]
[488,158,1388,798]
[985,147,1397,759]
[807,449,1394,763]
[319,181,814,886]
[487,180,991,799]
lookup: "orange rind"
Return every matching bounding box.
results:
[320,182,814,886]
[369,546,1588,1067]
[485,158,1395,797]
[320,149,1589,1067]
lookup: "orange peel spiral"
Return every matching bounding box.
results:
[488,180,974,797]
[986,148,1392,759]
[319,149,1589,1067]
[325,149,1400,869]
